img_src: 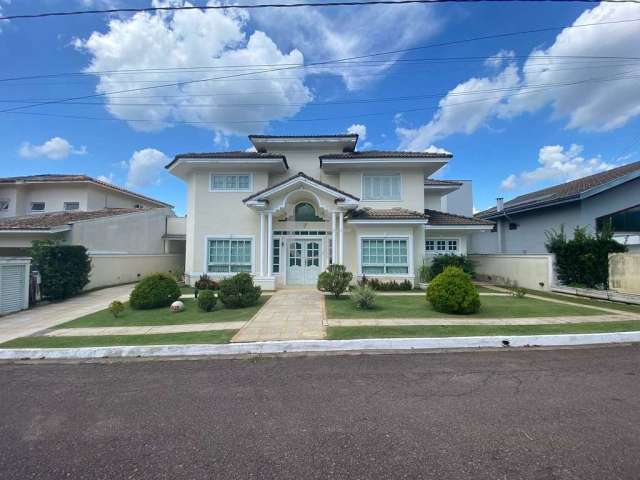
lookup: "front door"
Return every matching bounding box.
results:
[287,239,322,285]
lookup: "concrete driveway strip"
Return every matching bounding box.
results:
[1,346,639,479]
[0,284,133,343]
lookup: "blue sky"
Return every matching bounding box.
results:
[1,1,639,215]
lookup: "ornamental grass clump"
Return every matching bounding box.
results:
[350,285,377,310]
[317,264,353,298]
[426,266,480,314]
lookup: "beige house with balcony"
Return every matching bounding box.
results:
[167,134,493,290]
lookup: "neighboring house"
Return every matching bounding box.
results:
[166,134,493,289]
[471,161,640,254]
[0,174,171,218]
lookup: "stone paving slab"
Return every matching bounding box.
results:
[0,284,134,344]
[328,313,640,327]
[232,289,326,342]
[45,321,245,337]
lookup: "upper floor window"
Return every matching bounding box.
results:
[294,203,323,222]
[64,202,80,211]
[425,239,458,254]
[210,173,251,192]
[0,199,9,211]
[596,206,640,233]
[362,173,401,201]
[133,203,145,209]
[30,202,45,213]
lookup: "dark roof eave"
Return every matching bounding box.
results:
[165,153,289,170]
[477,194,581,220]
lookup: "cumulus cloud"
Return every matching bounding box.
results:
[500,144,614,191]
[397,62,520,151]
[424,145,452,155]
[484,49,515,69]
[19,137,87,160]
[74,2,312,139]
[97,173,115,184]
[347,124,367,141]
[125,148,169,189]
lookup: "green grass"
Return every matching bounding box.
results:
[0,330,238,349]
[326,295,603,319]
[523,289,640,314]
[180,285,196,294]
[327,320,640,340]
[56,297,269,328]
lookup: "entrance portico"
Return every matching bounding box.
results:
[243,172,359,288]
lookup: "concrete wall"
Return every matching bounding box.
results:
[87,253,184,290]
[340,169,426,212]
[609,253,640,294]
[470,254,555,291]
[445,180,473,216]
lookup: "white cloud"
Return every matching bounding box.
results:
[19,137,87,160]
[97,173,115,184]
[424,145,452,155]
[74,2,312,140]
[252,4,443,90]
[347,124,367,141]
[125,148,168,189]
[396,62,520,151]
[0,1,10,33]
[484,49,515,69]
[502,3,640,131]
[500,144,614,191]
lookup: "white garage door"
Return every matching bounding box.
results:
[0,263,28,315]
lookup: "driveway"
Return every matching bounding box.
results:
[0,284,133,344]
[1,346,639,479]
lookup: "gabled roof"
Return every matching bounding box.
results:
[424,209,494,226]
[242,172,359,203]
[166,151,288,169]
[348,207,428,222]
[0,174,172,208]
[0,208,148,232]
[476,160,640,219]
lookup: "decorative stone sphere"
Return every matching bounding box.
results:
[170,300,185,313]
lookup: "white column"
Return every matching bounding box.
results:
[267,212,273,277]
[331,211,337,264]
[259,213,265,277]
[338,211,344,264]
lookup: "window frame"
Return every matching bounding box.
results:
[204,235,254,276]
[63,201,80,212]
[425,238,459,255]
[361,172,402,201]
[30,202,46,213]
[209,173,253,193]
[358,235,412,277]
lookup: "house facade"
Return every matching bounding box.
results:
[471,161,640,254]
[167,134,493,289]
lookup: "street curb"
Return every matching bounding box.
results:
[1,331,639,360]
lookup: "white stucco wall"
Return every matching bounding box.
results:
[609,253,640,294]
[470,254,555,291]
[87,253,184,290]
[340,170,426,212]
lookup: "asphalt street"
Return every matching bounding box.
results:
[1,346,639,479]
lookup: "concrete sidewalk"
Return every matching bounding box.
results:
[0,284,133,344]
[46,321,244,337]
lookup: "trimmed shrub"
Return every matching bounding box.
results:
[512,287,527,298]
[30,241,91,300]
[426,266,480,314]
[219,272,261,308]
[195,274,219,291]
[317,264,353,298]
[350,285,377,309]
[545,224,626,289]
[129,273,181,310]
[360,278,413,291]
[429,254,475,279]
[197,290,218,312]
[109,300,125,318]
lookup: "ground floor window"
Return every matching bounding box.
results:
[361,238,409,275]
[425,238,458,254]
[207,238,252,273]
[273,239,281,273]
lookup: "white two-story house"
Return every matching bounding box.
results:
[167,134,493,289]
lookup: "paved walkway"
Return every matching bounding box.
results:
[0,284,133,344]
[231,288,326,342]
[46,321,244,337]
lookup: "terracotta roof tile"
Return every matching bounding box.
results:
[348,208,428,221]
[0,208,147,231]
[424,209,494,226]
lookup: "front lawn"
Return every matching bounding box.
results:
[327,320,640,340]
[56,297,269,329]
[0,330,237,348]
[524,289,640,314]
[326,295,602,319]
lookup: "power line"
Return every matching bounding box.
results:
[3,0,640,22]
[2,15,640,115]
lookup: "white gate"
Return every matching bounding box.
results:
[0,258,30,315]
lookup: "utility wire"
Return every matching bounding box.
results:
[2,16,639,115]
[3,0,640,22]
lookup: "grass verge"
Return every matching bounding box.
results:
[523,289,640,314]
[56,297,269,328]
[326,295,602,319]
[0,330,238,349]
[327,320,640,340]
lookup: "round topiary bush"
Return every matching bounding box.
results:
[426,266,480,314]
[198,290,218,312]
[219,272,261,309]
[129,273,182,310]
